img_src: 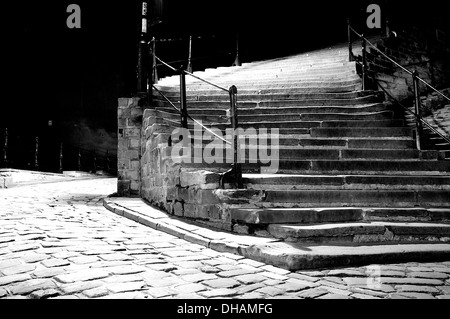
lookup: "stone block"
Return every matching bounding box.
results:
[118,180,131,196]
[130,160,140,170]
[173,202,184,217]
[184,204,197,219]
[130,181,140,192]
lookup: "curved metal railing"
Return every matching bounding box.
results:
[150,54,243,188]
[347,22,450,151]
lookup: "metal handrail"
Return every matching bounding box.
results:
[349,26,450,102]
[352,45,450,146]
[155,55,228,92]
[152,84,232,146]
[152,55,242,188]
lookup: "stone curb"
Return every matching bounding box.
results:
[103,197,450,271]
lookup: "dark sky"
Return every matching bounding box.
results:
[2,0,448,133]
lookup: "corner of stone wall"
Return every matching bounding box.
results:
[139,108,234,231]
[117,97,143,197]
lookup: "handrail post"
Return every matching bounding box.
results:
[59,143,63,173]
[347,18,353,62]
[152,37,158,84]
[2,128,8,167]
[361,35,368,91]
[229,85,243,189]
[232,34,241,67]
[77,147,82,171]
[413,70,423,151]
[137,1,149,94]
[187,36,193,73]
[93,150,97,173]
[34,136,39,171]
[106,150,110,172]
[179,69,188,129]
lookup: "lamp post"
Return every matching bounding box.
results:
[137,1,149,94]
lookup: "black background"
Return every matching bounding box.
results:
[1,0,448,143]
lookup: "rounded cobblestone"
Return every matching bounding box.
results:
[0,177,449,299]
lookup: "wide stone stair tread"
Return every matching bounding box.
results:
[266,221,450,244]
[231,207,450,225]
[242,242,450,270]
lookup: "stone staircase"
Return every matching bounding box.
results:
[151,43,450,249]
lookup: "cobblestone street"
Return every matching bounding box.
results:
[1,177,450,300]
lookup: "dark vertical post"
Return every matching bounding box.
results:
[347,19,353,62]
[361,35,368,91]
[229,85,243,189]
[152,37,158,84]
[179,69,188,129]
[106,150,110,172]
[77,147,82,171]
[413,71,423,151]
[2,128,8,167]
[34,137,39,171]
[232,34,241,67]
[59,143,63,173]
[187,36,193,73]
[93,150,97,173]
[137,1,148,93]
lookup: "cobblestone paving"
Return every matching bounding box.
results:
[1,178,450,299]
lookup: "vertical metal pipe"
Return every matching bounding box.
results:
[137,2,148,93]
[179,69,188,129]
[361,36,367,91]
[187,36,193,73]
[59,143,63,173]
[232,34,241,67]
[347,18,353,62]
[413,71,423,151]
[34,136,39,171]
[77,147,81,171]
[93,150,97,173]
[152,37,158,84]
[2,128,8,167]
[229,85,243,189]
[106,150,110,172]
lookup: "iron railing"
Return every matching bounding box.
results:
[151,55,243,188]
[0,127,117,175]
[347,21,450,151]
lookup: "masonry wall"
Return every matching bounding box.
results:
[117,97,143,196]
[367,25,450,101]
[139,108,235,231]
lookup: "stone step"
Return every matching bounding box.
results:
[154,83,362,93]
[154,84,361,95]
[173,147,430,161]
[157,110,395,124]
[311,127,413,138]
[183,120,405,130]
[155,90,379,102]
[156,103,389,115]
[242,242,450,270]
[193,68,357,79]
[177,159,450,175]
[266,222,450,244]
[170,135,415,150]
[242,174,450,190]
[260,189,450,208]
[155,96,382,108]
[230,207,450,225]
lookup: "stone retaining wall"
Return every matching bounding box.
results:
[117,97,143,196]
[139,108,234,231]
